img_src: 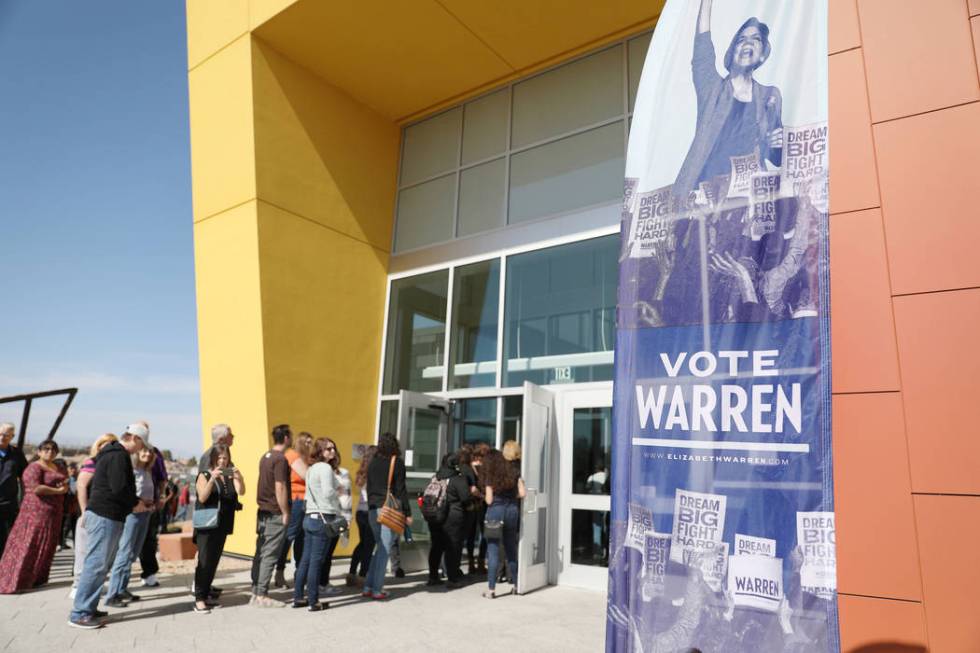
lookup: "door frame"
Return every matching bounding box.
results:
[555,383,613,590]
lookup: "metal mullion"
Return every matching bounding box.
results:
[458,153,507,174]
[397,169,458,193]
[496,395,504,449]
[453,105,465,237]
[442,266,455,393]
[495,253,507,389]
[503,85,513,228]
[374,275,395,441]
[509,115,626,158]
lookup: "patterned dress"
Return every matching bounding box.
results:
[0,461,67,593]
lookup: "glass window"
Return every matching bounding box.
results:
[503,235,619,386]
[403,405,443,472]
[382,271,449,394]
[462,89,510,165]
[449,260,500,389]
[628,32,653,112]
[400,107,462,186]
[508,122,625,224]
[511,45,623,148]
[394,174,456,252]
[457,158,506,237]
[571,509,609,567]
[501,395,522,445]
[572,407,611,495]
[451,398,497,449]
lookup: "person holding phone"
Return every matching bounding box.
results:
[192,444,245,614]
[0,439,68,593]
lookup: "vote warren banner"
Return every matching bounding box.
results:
[607,1,836,651]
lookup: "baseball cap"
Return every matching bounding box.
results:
[125,423,150,441]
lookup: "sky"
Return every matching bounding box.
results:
[0,2,201,457]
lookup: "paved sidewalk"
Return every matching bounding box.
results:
[0,550,605,653]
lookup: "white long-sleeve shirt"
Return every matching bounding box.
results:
[304,462,341,515]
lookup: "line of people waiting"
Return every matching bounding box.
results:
[0,418,528,629]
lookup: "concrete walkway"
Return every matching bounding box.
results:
[0,550,605,653]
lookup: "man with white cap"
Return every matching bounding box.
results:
[68,423,145,629]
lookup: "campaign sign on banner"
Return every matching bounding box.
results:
[607,0,838,651]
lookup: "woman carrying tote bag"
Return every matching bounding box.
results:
[361,432,411,600]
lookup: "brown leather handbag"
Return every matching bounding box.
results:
[376,455,406,535]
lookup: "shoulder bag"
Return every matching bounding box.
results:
[376,455,406,535]
[192,473,221,531]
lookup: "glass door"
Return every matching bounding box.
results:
[557,386,613,590]
[396,390,451,550]
[517,381,556,594]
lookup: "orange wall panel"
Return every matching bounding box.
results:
[829,210,900,393]
[874,103,980,295]
[829,49,880,215]
[833,393,921,600]
[971,0,980,17]
[893,288,980,494]
[915,495,980,652]
[830,0,861,54]
[857,0,979,122]
[838,594,928,652]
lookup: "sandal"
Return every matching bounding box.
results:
[193,602,211,614]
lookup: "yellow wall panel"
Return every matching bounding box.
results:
[193,201,270,556]
[251,40,399,251]
[256,200,390,554]
[188,36,256,222]
[186,0,250,70]
[249,0,298,30]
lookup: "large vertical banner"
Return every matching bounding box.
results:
[608,1,836,651]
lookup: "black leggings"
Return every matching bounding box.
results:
[348,511,375,577]
[194,529,228,600]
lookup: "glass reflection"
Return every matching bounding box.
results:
[382,270,448,394]
[572,509,609,567]
[449,260,500,389]
[572,407,611,495]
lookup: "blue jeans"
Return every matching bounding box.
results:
[106,511,151,599]
[293,514,331,605]
[277,499,306,572]
[70,512,124,620]
[485,500,520,591]
[363,508,396,594]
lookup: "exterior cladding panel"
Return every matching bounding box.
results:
[830,1,980,650]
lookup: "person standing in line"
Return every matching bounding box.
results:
[139,441,169,588]
[200,423,235,471]
[481,449,526,600]
[192,444,244,614]
[274,431,315,589]
[465,443,490,576]
[68,424,145,629]
[250,423,292,607]
[292,438,341,611]
[345,445,376,587]
[69,434,118,599]
[0,422,28,559]
[177,481,190,522]
[426,452,471,588]
[104,444,157,606]
[317,437,350,595]
[0,439,68,593]
[61,462,80,549]
[362,432,411,600]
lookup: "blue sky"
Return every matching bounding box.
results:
[0,2,201,456]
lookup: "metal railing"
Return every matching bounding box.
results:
[0,388,77,449]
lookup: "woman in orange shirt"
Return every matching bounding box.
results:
[274,432,315,588]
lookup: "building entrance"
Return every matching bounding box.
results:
[391,382,612,593]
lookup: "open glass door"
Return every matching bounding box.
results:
[396,390,451,474]
[517,381,556,594]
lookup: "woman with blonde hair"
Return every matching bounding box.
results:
[345,445,376,587]
[292,437,342,611]
[275,431,316,588]
[69,433,118,598]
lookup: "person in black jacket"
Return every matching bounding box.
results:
[362,432,411,600]
[68,424,145,630]
[428,454,473,589]
[0,423,28,559]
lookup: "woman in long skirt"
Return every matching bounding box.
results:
[0,440,68,593]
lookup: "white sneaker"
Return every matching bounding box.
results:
[141,574,159,587]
